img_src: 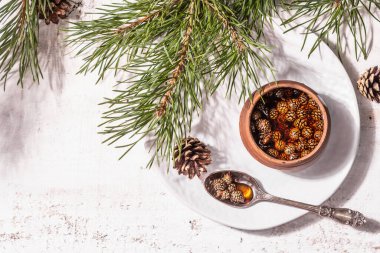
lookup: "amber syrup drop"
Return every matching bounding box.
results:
[236,183,254,202]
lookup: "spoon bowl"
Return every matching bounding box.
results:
[204,170,264,208]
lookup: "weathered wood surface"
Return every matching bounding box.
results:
[1,1,380,252]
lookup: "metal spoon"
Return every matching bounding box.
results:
[203,170,366,227]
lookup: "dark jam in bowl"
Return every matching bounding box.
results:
[250,88,324,161]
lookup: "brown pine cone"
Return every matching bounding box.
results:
[287,98,299,111]
[173,137,212,179]
[230,191,245,204]
[38,0,81,25]
[272,131,282,142]
[220,191,231,200]
[256,119,271,133]
[284,143,296,156]
[227,183,237,192]
[267,148,279,158]
[222,172,233,185]
[289,127,300,140]
[212,179,227,191]
[357,66,380,103]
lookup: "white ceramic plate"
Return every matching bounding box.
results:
[154,25,360,230]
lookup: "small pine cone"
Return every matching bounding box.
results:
[284,143,296,156]
[230,191,245,204]
[307,139,318,150]
[357,66,380,103]
[212,179,227,191]
[274,140,286,151]
[220,191,231,200]
[289,127,300,140]
[215,190,224,199]
[272,131,282,142]
[267,148,279,158]
[296,108,308,119]
[294,118,308,129]
[275,89,286,99]
[285,110,297,122]
[277,101,289,114]
[295,138,307,152]
[311,109,322,121]
[222,172,233,185]
[301,126,313,139]
[269,108,279,120]
[256,119,271,133]
[313,120,324,130]
[252,110,262,121]
[298,93,308,105]
[314,130,323,141]
[287,98,299,111]
[259,132,272,145]
[173,137,211,179]
[227,184,237,192]
[307,99,319,110]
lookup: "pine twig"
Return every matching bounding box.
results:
[283,0,380,60]
[203,0,246,52]
[116,10,160,33]
[115,0,182,34]
[20,0,27,29]
[156,1,194,117]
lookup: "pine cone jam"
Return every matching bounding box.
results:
[206,172,253,205]
[250,88,324,161]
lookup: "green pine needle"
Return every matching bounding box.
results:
[283,0,380,60]
[0,0,50,88]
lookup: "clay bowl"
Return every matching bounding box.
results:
[239,80,330,170]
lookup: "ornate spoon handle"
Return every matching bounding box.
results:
[259,193,366,227]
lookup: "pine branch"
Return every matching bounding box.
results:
[68,0,273,166]
[283,0,380,60]
[116,10,160,34]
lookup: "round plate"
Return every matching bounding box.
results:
[153,25,360,230]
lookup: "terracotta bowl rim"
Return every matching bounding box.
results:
[239,80,330,169]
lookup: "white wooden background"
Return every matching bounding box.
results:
[1,1,380,252]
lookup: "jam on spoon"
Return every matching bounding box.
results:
[204,170,366,227]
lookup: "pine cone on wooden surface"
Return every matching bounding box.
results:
[357,66,380,103]
[38,0,81,25]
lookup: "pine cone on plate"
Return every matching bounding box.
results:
[357,66,380,103]
[173,137,212,179]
